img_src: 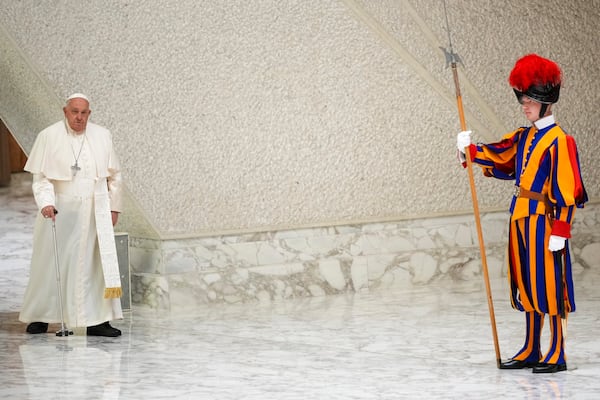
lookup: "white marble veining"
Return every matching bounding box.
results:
[2,173,600,399]
[126,196,600,313]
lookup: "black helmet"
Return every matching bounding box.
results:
[509,54,562,114]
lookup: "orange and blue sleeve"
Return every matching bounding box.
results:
[549,135,588,238]
[466,129,522,180]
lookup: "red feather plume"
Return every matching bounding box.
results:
[508,54,562,90]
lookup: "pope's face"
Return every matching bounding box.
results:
[63,98,91,133]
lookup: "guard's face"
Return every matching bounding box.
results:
[63,98,91,133]
[519,96,542,123]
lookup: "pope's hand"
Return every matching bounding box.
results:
[41,205,58,221]
[548,235,566,252]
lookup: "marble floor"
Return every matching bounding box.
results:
[1,173,599,400]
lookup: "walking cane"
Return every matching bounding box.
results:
[441,0,501,368]
[51,214,73,337]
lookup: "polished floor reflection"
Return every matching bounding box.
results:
[2,173,599,399]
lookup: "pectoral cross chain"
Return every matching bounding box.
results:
[71,163,81,176]
[69,131,86,177]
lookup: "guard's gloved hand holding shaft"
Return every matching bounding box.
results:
[548,235,566,252]
[457,130,471,152]
[456,130,471,164]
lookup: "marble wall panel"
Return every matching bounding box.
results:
[130,203,600,311]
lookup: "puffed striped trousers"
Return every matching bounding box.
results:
[507,215,573,365]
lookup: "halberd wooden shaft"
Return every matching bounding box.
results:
[451,62,501,368]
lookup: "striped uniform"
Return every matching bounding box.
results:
[467,116,587,364]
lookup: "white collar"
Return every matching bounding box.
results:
[534,114,555,130]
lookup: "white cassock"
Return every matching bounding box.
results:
[19,120,123,328]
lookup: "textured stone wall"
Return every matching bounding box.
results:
[1,0,598,239]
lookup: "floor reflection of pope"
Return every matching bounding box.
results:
[19,337,122,399]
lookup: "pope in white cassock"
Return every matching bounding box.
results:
[19,93,123,337]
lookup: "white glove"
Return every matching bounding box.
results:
[457,130,471,152]
[548,235,566,252]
